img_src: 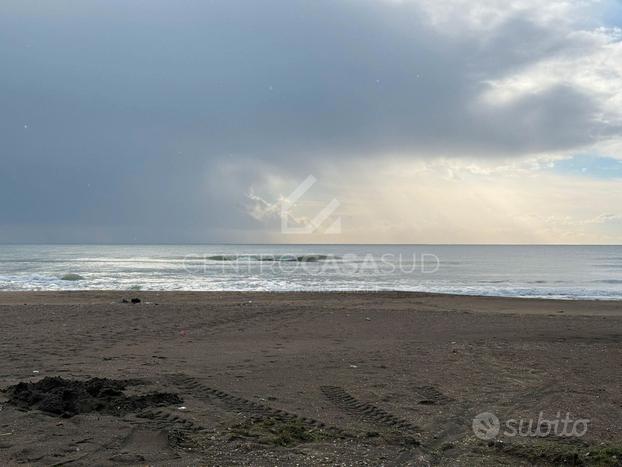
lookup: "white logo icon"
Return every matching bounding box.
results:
[281,175,341,234]
[472,412,500,440]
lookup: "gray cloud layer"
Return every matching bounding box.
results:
[1,0,620,241]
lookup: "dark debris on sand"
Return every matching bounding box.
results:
[121,297,142,304]
[4,377,181,418]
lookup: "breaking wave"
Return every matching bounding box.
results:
[60,273,85,281]
[205,254,339,262]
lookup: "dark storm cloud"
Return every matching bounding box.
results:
[0,0,616,241]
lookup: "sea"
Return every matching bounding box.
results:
[0,244,621,300]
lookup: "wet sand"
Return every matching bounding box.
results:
[0,291,621,465]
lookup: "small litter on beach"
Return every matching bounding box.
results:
[121,298,142,304]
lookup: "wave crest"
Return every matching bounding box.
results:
[60,273,85,281]
[205,254,338,262]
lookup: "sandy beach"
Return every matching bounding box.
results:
[1,291,621,466]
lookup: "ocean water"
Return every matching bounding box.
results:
[0,244,621,300]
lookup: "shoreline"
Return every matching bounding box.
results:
[1,290,620,315]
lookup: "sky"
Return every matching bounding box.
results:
[1,0,621,244]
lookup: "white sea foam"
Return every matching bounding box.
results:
[0,245,621,299]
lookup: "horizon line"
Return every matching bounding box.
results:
[1,242,621,247]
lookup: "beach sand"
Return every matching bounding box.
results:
[0,291,621,465]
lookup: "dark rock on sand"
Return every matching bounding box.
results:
[121,297,141,304]
[5,377,181,418]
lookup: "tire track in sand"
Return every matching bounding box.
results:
[320,386,420,434]
[168,374,346,437]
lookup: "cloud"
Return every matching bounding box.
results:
[3,0,621,162]
[244,189,283,223]
[0,0,621,242]
[539,213,622,226]
[305,156,622,244]
[242,177,342,236]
